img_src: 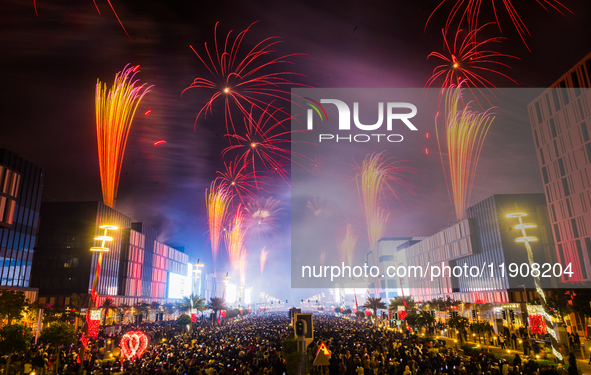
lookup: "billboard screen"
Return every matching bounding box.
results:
[168,272,190,299]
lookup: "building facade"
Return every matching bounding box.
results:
[31,201,130,305]
[368,237,425,299]
[528,52,591,282]
[405,194,554,304]
[31,202,189,306]
[0,149,44,300]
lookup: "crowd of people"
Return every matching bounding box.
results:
[310,316,579,375]
[0,313,582,375]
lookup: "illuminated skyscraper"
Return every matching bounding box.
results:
[528,52,591,282]
[0,149,44,301]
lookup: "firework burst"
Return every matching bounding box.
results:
[338,224,359,267]
[222,104,308,187]
[217,156,261,204]
[96,64,152,208]
[436,85,495,221]
[320,249,327,268]
[182,21,308,134]
[354,152,416,250]
[307,196,333,218]
[337,212,363,266]
[426,0,572,51]
[426,24,518,103]
[245,197,282,240]
[206,180,233,264]
[309,156,327,174]
[225,205,248,272]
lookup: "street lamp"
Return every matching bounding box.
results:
[221,273,230,300]
[506,211,562,362]
[191,260,205,297]
[238,282,245,308]
[90,224,118,307]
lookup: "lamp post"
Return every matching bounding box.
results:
[191,260,205,297]
[238,282,245,309]
[89,224,118,308]
[85,223,117,342]
[506,211,562,362]
[221,273,230,300]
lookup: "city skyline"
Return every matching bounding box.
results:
[2,0,591,299]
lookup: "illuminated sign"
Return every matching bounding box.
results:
[316,342,331,356]
[121,331,149,360]
[168,273,190,299]
[226,283,237,303]
[245,288,252,304]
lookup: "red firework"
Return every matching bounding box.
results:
[182,21,308,134]
[222,105,308,187]
[426,24,518,102]
[266,158,290,180]
[217,157,263,204]
[309,156,327,174]
[426,0,571,51]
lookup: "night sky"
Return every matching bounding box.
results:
[2,0,591,300]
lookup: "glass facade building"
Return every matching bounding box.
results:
[31,201,130,305]
[32,204,189,306]
[0,149,44,289]
[404,194,554,304]
[528,52,591,282]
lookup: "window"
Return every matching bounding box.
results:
[549,118,557,138]
[542,167,549,184]
[533,129,540,148]
[582,122,590,143]
[571,72,581,97]
[562,178,570,197]
[552,89,561,111]
[554,224,562,242]
[535,101,543,124]
[575,240,587,279]
[572,218,580,238]
[558,158,566,176]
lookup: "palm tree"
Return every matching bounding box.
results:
[363,297,387,326]
[179,294,206,314]
[388,296,416,312]
[149,302,161,321]
[133,302,150,324]
[69,293,90,331]
[162,303,175,320]
[207,297,227,326]
[117,303,130,324]
[100,298,116,327]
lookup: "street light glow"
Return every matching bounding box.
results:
[90,247,109,252]
[94,235,113,242]
[506,212,527,218]
[99,224,119,230]
[516,236,538,242]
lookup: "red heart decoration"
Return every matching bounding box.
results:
[120,330,149,360]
